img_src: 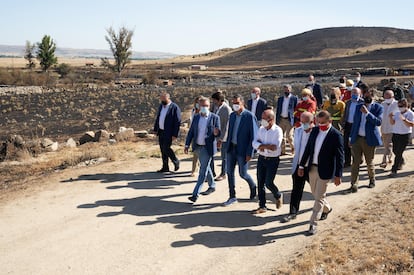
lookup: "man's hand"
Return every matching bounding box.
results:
[389,112,394,118]
[360,105,368,114]
[184,147,189,154]
[399,114,406,121]
[334,177,341,186]
[172,136,177,141]
[213,127,219,136]
[246,156,251,162]
[268,144,277,151]
[217,140,222,149]
[297,168,304,177]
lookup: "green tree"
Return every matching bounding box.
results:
[101,26,134,76]
[56,63,71,78]
[24,40,36,69]
[36,35,58,71]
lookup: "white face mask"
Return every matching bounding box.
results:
[399,107,407,113]
[302,96,309,101]
[200,106,209,116]
[232,104,241,112]
[302,122,310,131]
[261,119,269,128]
[251,93,257,100]
[384,98,393,104]
[356,77,361,82]
[346,86,353,91]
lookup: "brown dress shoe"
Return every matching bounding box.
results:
[251,207,267,214]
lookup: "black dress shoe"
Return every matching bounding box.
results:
[200,188,215,196]
[368,179,375,188]
[174,160,180,171]
[188,196,197,203]
[249,187,257,200]
[281,214,297,223]
[347,184,358,193]
[320,208,333,220]
[157,168,169,173]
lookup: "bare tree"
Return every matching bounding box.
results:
[101,26,134,76]
[24,41,36,69]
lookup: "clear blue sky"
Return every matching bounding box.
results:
[2,0,414,55]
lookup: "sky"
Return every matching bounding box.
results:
[2,0,414,55]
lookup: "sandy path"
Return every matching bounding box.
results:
[1,147,413,274]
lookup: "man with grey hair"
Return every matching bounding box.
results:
[380,90,398,168]
[153,92,181,173]
[276,84,298,155]
[247,87,268,122]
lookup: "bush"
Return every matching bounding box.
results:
[56,63,72,78]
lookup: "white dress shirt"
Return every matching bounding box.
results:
[252,124,283,157]
[298,130,311,167]
[281,94,291,118]
[251,98,259,117]
[347,101,358,123]
[312,126,330,165]
[358,104,371,137]
[196,114,209,145]
[393,110,414,134]
[381,100,398,134]
[158,102,171,130]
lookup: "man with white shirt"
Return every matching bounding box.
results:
[247,87,268,123]
[276,84,298,155]
[298,111,344,235]
[252,109,283,214]
[380,90,398,168]
[282,112,314,223]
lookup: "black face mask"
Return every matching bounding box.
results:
[284,92,290,97]
[161,100,168,105]
[364,96,373,104]
[330,94,336,100]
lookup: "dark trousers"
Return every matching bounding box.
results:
[343,122,353,165]
[210,157,216,177]
[158,130,178,170]
[257,156,281,208]
[392,133,410,173]
[289,166,309,215]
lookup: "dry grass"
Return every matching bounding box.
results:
[275,178,414,274]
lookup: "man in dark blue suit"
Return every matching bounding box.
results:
[349,89,383,193]
[224,94,258,206]
[153,92,181,173]
[308,74,324,109]
[276,84,298,155]
[298,110,344,235]
[184,97,221,203]
[247,87,268,123]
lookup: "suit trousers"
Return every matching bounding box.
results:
[192,146,215,197]
[191,150,199,174]
[289,166,309,215]
[391,133,410,173]
[309,165,331,226]
[219,142,227,177]
[381,133,393,164]
[158,130,179,170]
[257,156,281,208]
[278,118,294,154]
[343,122,353,165]
[351,136,376,185]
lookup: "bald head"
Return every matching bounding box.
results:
[384,90,394,99]
[300,111,314,123]
[261,109,275,129]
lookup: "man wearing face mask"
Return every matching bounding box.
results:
[298,111,344,235]
[276,84,298,155]
[282,111,315,223]
[354,72,363,88]
[389,99,414,177]
[185,97,221,202]
[223,94,258,206]
[380,90,398,168]
[153,92,181,173]
[322,87,345,131]
[308,74,323,109]
[247,87,268,123]
[251,109,283,214]
[341,87,364,167]
[293,88,317,128]
[349,89,383,193]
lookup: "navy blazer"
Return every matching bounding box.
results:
[225,110,257,158]
[276,95,298,126]
[350,103,383,147]
[311,83,323,108]
[247,97,268,120]
[299,126,344,180]
[185,113,221,156]
[153,102,181,140]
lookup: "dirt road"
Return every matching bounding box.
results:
[1,147,413,274]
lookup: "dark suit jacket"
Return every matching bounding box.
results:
[350,103,383,147]
[225,109,257,158]
[247,97,267,120]
[153,102,181,140]
[185,113,221,156]
[341,98,364,127]
[276,95,298,126]
[311,83,323,108]
[300,126,344,180]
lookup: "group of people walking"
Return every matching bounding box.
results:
[152,73,414,236]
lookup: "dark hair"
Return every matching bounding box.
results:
[359,83,369,94]
[364,88,376,97]
[317,110,331,120]
[233,94,244,103]
[264,106,274,111]
[398,98,408,106]
[211,91,225,102]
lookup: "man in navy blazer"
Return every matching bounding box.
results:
[298,110,344,235]
[185,97,221,203]
[247,87,268,123]
[153,92,181,172]
[308,74,324,109]
[223,94,258,206]
[276,84,298,155]
[349,89,383,193]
